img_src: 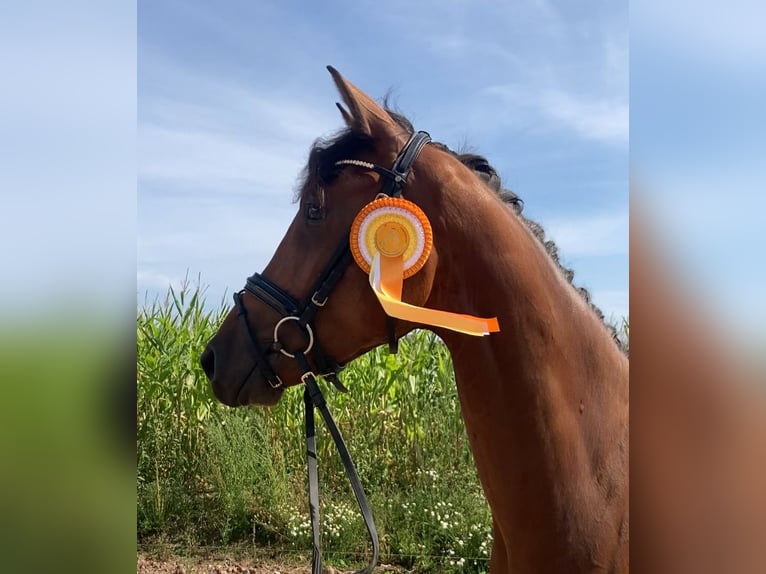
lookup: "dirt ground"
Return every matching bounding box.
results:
[137,553,406,574]
[137,555,304,574]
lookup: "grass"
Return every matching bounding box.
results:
[137,280,628,572]
[137,281,492,573]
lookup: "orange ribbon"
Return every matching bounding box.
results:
[369,252,500,336]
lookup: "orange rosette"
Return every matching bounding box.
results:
[349,196,433,279]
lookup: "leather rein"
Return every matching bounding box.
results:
[232,131,432,574]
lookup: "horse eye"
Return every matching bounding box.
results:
[305,203,325,221]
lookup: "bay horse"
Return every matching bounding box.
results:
[201,67,629,573]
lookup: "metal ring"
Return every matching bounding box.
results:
[273,316,314,358]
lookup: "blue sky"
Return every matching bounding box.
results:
[138,0,629,321]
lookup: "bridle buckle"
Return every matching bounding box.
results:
[300,371,315,385]
[311,292,328,307]
[268,375,284,389]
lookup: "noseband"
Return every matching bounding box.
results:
[232,131,432,574]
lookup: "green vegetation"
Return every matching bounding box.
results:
[137,283,492,573]
[137,282,628,572]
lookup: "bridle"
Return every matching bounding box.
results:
[232,131,432,574]
[233,130,432,389]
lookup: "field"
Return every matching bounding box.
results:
[138,282,628,572]
[138,283,493,573]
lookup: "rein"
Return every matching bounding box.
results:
[233,131,432,574]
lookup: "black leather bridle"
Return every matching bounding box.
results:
[232,131,432,574]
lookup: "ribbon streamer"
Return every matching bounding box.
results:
[369,252,500,336]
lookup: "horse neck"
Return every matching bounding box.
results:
[421,164,629,570]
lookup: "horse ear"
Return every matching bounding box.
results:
[327,66,397,137]
[335,102,353,126]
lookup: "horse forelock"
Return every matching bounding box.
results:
[293,104,626,354]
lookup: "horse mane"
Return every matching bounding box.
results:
[296,106,627,354]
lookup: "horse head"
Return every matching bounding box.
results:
[201,67,453,406]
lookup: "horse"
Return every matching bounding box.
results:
[201,66,629,574]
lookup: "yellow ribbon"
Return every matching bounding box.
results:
[369,252,500,336]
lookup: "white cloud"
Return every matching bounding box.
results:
[484,83,628,147]
[138,48,343,190]
[139,75,341,190]
[137,56,342,300]
[138,123,306,191]
[539,89,628,146]
[138,204,294,267]
[446,8,629,148]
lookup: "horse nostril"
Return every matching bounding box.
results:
[200,346,215,380]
